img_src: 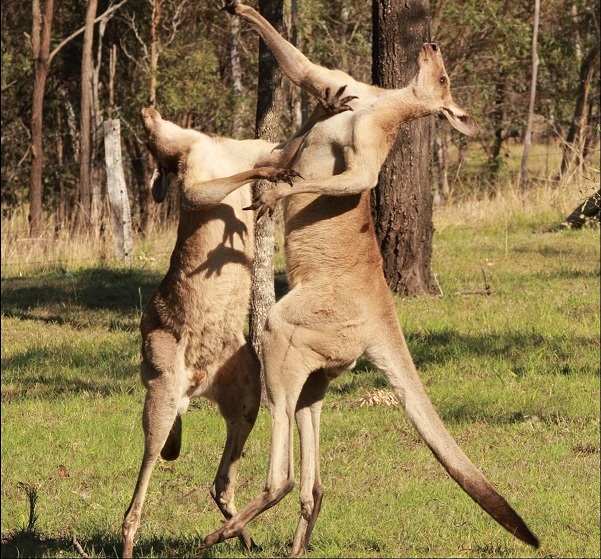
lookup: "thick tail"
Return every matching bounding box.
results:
[369,338,539,548]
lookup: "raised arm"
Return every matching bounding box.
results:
[255,85,358,169]
[223,1,354,98]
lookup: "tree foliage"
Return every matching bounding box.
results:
[1,0,598,228]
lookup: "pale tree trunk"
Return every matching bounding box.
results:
[78,0,98,233]
[520,0,540,193]
[372,0,434,295]
[432,125,450,205]
[104,119,134,264]
[29,0,55,237]
[230,15,245,136]
[250,0,285,402]
[290,0,308,128]
[90,16,110,233]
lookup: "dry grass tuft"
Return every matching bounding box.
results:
[357,388,397,407]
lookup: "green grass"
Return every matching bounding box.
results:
[1,188,599,558]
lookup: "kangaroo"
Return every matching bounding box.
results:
[202,2,539,556]
[122,92,354,558]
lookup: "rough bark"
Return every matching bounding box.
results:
[78,0,98,233]
[29,0,55,237]
[104,119,134,264]
[371,0,434,295]
[249,0,285,396]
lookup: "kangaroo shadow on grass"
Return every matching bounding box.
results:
[0,529,226,559]
[1,267,163,331]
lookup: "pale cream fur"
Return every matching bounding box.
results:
[202,3,539,556]
[122,100,353,558]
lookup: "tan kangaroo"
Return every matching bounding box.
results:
[203,2,539,555]
[122,94,354,558]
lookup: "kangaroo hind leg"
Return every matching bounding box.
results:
[209,341,262,551]
[122,329,182,558]
[291,369,331,557]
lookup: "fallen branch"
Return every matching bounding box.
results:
[72,533,90,559]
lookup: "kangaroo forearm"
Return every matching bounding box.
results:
[285,170,378,199]
[181,170,263,209]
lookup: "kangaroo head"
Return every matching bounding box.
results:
[413,43,479,137]
[140,107,181,203]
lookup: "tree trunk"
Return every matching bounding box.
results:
[90,16,109,233]
[104,119,134,264]
[520,0,540,193]
[249,0,285,397]
[371,0,434,295]
[560,44,600,178]
[487,76,507,183]
[29,0,55,237]
[78,0,98,233]
[230,14,246,137]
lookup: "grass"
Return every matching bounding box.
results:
[1,183,599,558]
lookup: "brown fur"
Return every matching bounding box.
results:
[121,102,352,558]
[202,3,539,556]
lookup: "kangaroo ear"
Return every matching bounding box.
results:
[151,164,171,203]
[441,103,479,137]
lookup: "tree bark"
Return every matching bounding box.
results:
[104,119,134,264]
[371,0,434,295]
[78,0,98,233]
[249,0,285,397]
[560,43,600,178]
[520,0,540,193]
[29,0,55,237]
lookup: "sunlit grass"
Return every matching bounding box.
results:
[1,181,599,558]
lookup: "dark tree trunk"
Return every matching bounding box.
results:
[29,0,55,237]
[249,0,285,399]
[560,44,600,178]
[371,0,434,295]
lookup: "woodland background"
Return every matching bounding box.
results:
[1,0,600,243]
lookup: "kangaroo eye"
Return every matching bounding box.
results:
[439,76,447,86]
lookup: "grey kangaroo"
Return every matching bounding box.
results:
[122,89,355,558]
[202,2,539,556]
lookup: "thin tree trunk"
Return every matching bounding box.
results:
[104,119,134,264]
[230,15,246,136]
[250,0,285,401]
[78,0,98,233]
[29,0,55,237]
[90,16,109,232]
[520,0,540,193]
[372,0,434,295]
